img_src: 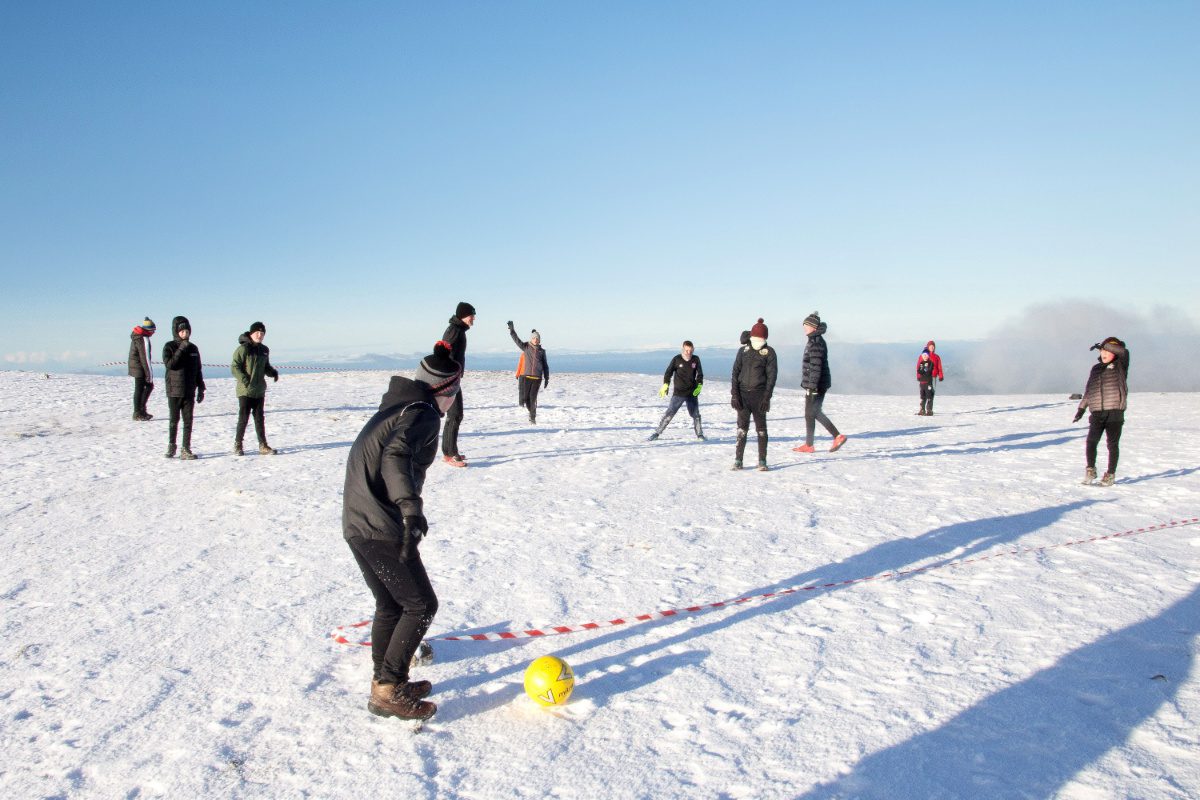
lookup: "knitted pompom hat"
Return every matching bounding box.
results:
[415,341,462,395]
[139,317,156,334]
[750,318,768,339]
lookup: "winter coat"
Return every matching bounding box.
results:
[128,331,153,380]
[162,317,206,399]
[231,333,278,398]
[732,341,777,399]
[917,357,934,385]
[801,323,832,392]
[663,354,704,397]
[442,317,470,370]
[510,328,550,383]
[1077,343,1130,414]
[342,376,441,544]
[924,350,944,381]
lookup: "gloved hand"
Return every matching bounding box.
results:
[760,397,771,413]
[731,394,743,411]
[938,377,943,382]
[658,383,668,398]
[507,320,514,328]
[196,388,205,404]
[1073,408,1084,423]
[272,373,279,382]
[692,384,703,397]
[542,378,548,387]
[401,514,428,560]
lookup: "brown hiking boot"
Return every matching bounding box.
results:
[368,681,436,720]
[258,443,277,455]
[373,678,432,700]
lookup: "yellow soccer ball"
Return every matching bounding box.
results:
[524,655,575,706]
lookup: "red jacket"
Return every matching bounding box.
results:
[919,342,944,381]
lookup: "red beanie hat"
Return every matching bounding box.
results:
[750,318,768,339]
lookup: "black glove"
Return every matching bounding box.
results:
[1073,408,1084,423]
[196,388,205,404]
[507,320,514,328]
[761,397,771,413]
[272,373,279,382]
[731,394,743,411]
[543,378,548,387]
[401,514,428,560]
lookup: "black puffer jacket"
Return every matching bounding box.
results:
[128,332,153,379]
[342,376,441,544]
[801,323,832,392]
[1077,342,1129,414]
[162,316,206,398]
[732,341,777,399]
[442,317,470,370]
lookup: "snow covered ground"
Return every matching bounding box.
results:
[1,368,1197,799]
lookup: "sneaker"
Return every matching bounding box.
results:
[367,681,437,721]
[1082,467,1097,485]
[647,433,659,441]
[164,444,176,459]
[829,434,848,452]
[696,433,706,440]
[757,460,769,471]
[258,443,277,455]
[179,448,197,461]
[731,460,743,471]
[792,444,815,453]
[233,443,245,457]
[443,455,467,468]
[1099,472,1115,487]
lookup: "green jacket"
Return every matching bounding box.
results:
[231,333,278,398]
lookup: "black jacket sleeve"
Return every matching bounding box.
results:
[663,355,680,385]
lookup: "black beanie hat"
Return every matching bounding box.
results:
[415,342,462,394]
[455,301,476,319]
[172,316,191,336]
[249,321,266,334]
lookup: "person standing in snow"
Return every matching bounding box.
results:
[507,320,550,424]
[161,316,205,459]
[731,319,777,470]
[792,311,847,454]
[1073,336,1130,486]
[343,343,462,721]
[649,340,705,441]
[439,302,475,467]
[128,316,156,421]
[230,321,279,456]
[916,351,935,416]
[920,340,944,414]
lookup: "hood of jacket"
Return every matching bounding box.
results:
[379,375,433,412]
[447,316,470,332]
[807,322,829,337]
[172,316,191,341]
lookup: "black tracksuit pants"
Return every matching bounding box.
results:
[168,395,195,448]
[348,538,439,685]
[132,378,153,416]
[1085,410,1124,474]
[735,391,768,462]
[805,389,840,445]
[236,396,267,445]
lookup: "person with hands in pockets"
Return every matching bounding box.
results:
[342,342,462,721]
[649,340,705,441]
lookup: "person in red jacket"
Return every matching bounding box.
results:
[919,340,944,415]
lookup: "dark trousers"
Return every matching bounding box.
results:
[519,377,542,421]
[1085,410,1124,474]
[805,390,840,445]
[655,394,702,437]
[919,383,935,413]
[735,392,767,462]
[132,378,154,415]
[236,395,267,445]
[441,391,464,456]
[348,538,438,685]
[168,395,195,448]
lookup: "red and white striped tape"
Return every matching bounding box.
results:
[98,360,344,371]
[330,517,1200,647]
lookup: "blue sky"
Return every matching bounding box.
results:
[2,1,1197,368]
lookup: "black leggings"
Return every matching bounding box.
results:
[519,377,542,420]
[805,390,840,445]
[168,395,195,448]
[441,391,464,456]
[348,538,438,685]
[236,395,266,445]
[735,392,768,461]
[1085,410,1124,474]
